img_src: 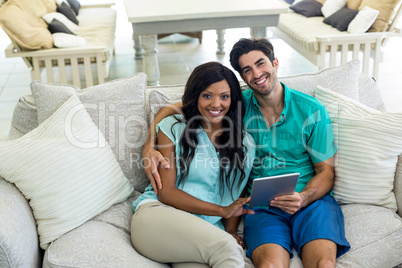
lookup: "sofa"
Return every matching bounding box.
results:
[0,0,117,88]
[271,0,402,79]
[0,60,401,267]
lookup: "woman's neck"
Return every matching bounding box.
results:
[201,121,223,150]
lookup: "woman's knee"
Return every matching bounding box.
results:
[209,232,244,267]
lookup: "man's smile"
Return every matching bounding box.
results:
[254,75,268,86]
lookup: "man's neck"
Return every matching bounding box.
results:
[255,82,284,127]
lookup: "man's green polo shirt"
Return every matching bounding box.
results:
[242,83,337,194]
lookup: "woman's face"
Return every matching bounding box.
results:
[197,79,231,130]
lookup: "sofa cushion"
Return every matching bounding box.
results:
[290,0,323,17]
[358,0,399,32]
[92,193,140,234]
[43,221,169,268]
[30,73,150,192]
[323,6,359,31]
[0,178,41,268]
[346,0,362,9]
[337,204,402,267]
[0,0,53,50]
[347,6,380,33]
[315,86,402,210]
[277,13,350,53]
[43,0,57,13]
[0,95,134,249]
[238,203,402,267]
[75,7,116,55]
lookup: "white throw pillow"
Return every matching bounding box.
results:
[30,73,149,192]
[42,12,80,33]
[321,0,347,17]
[315,86,402,211]
[281,59,361,100]
[291,0,304,5]
[52,33,88,47]
[395,155,402,216]
[55,0,70,6]
[347,6,380,33]
[357,72,388,112]
[0,95,134,249]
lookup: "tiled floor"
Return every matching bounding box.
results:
[1,0,401,141]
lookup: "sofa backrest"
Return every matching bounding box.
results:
[7,61,397,213]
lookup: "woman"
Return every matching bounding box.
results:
[131,62,255,267]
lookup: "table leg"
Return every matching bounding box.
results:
[216,29,226,54]
[250,27,267,38]
[131,24,144,59]
[141,34,160,86]
[134,34,144,59]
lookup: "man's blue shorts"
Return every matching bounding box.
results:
[243,194,350,259]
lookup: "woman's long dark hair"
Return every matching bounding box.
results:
[175,62,247,198]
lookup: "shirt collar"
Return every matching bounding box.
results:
[280,82,291,122]
[250,82,291,123]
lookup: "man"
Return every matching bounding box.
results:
[142,38,350,267]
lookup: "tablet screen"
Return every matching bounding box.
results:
[249,173,300,208]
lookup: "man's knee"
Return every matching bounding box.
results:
[301,239,337,268]
[316,258,336,268]
[251,244,289,268]
[252,257,288,268]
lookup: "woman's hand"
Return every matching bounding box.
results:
[226,230,246,248]
[221,197,254,219]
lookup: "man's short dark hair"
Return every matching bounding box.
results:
[229,38,276,75]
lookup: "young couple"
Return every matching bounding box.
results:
[130,38,350,268]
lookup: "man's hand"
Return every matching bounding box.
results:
[270,158,335,214]
[142,102,183,194]
[143,146,170,195]
[270,192,306,215]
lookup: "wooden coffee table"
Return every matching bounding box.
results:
[123,0,289,85]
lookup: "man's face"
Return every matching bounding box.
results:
[238,50,279,96]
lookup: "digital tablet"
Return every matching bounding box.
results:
[249,173,300,208]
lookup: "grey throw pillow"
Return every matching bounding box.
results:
[324,7,359,31]
[47,18,74,35]
[290,0,323,17]
[67,0,80,15]
[57,2,79,25]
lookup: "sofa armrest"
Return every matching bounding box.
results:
[395,155,402,218]
[315,31,399,43]
[5,44,109,58]
[0,178,41,267]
